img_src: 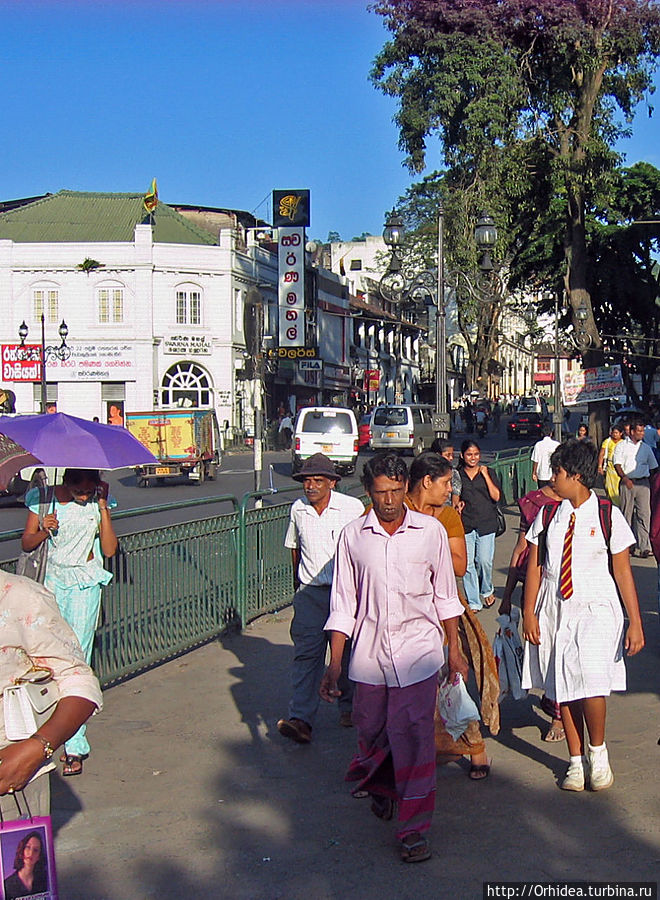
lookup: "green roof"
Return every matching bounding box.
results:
[0,190,218,245]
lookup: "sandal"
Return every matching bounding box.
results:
[62,754,84,777]
[482,595,497,609]
[370,794,395,821]
[544,722,566,743]
[400,832,432,863]
[469,759,492,780]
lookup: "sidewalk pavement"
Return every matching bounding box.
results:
[51,505,660,900]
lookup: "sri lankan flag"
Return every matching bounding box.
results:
[143,178,158,214]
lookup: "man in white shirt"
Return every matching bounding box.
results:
[531,425,560,487]
[277,454,364,744]
[613,416,659,556]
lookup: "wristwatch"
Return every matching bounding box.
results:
[30,734,54,760]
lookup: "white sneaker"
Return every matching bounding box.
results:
[588,744,614,791]
[561,756,588,791]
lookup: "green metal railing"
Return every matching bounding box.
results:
[0,449,531,686]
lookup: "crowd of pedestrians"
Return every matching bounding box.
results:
[276,410,649,865]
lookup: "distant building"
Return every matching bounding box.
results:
[0,190,361,432]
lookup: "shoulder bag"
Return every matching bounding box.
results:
[3,648,59,741]
[15,486,50,584]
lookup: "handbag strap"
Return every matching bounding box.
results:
[0,788,33,825]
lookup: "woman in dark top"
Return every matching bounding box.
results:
[457,440,501,610]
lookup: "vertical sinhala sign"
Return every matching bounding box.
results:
[273,190,310,349]
[278,228,304,347]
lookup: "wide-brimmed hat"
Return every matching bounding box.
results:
[292,453,340,482]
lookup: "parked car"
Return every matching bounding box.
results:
[291,406,359,475]
[507,411,544,441]
[358,413,372,449]
[517,396,550,420]
[369,404,435,455]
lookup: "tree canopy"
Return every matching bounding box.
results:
[372,0,660,425]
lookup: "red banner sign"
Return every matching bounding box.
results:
[2,344,42,382]
[365,369,380,392]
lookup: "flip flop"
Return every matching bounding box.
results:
[469,758,492,780]
[482,595,497,609]
[370,794,395,820]
[544,724,566,742]
[400,832,432,863]
[62,754,84,777]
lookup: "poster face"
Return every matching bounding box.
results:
[0,817,58,899]
[106,400,125,426]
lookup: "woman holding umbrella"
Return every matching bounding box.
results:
[21,468,117,776]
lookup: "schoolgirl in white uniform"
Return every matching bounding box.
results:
[522,439,645,792]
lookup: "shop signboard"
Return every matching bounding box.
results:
[278,227,305,348]
[1,344,42,381]
[44,342,138,382]
[561,364,625,406]
[164,335,212,356]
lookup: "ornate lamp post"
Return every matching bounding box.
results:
[18,315,70,413]
[378,207,505,437]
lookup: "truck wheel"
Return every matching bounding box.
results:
[291,456,302,475]
[415,438,424,456]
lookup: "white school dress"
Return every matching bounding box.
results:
[521,492,635,703]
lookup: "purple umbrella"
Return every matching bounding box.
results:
[0,413,158,470]
[0,432,42,491]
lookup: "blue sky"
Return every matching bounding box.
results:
[1,0,659,242]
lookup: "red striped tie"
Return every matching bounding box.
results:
[559,512,576,598]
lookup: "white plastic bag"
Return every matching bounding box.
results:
[492,607,527,701]
[437,670,481,740]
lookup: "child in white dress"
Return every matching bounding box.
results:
[522,440,645,791]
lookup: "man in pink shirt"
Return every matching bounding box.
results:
[320,453,466,864]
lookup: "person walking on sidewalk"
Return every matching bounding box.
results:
[277,454,364,744]
[531,425,560,488]
[522,440,644,792]
[457,440,501,610]
[613,415,658,557]
[320,453,465,863]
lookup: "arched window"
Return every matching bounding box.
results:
[160,362,212,408]
[175,283,202,325]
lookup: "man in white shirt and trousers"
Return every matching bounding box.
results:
[531,425,560,487]
[277,454,364,744]
[613,415,658,557]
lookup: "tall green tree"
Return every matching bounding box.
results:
[372,0,660,433]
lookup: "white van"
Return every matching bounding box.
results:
[291,406,359,475]
[369,404,435,455]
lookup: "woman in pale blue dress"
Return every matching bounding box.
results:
[22,469,117,776]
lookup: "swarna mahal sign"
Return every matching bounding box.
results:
[561,365,625,406]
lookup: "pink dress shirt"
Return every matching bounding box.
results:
[325,507,462,687]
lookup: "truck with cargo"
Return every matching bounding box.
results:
[126,409,221,486]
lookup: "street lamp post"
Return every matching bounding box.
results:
[379,207,504,439]
[18,315,70,413]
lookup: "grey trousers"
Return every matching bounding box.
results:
[619,478,651,553]
[288,583,353,727]
[0,773,50,820]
